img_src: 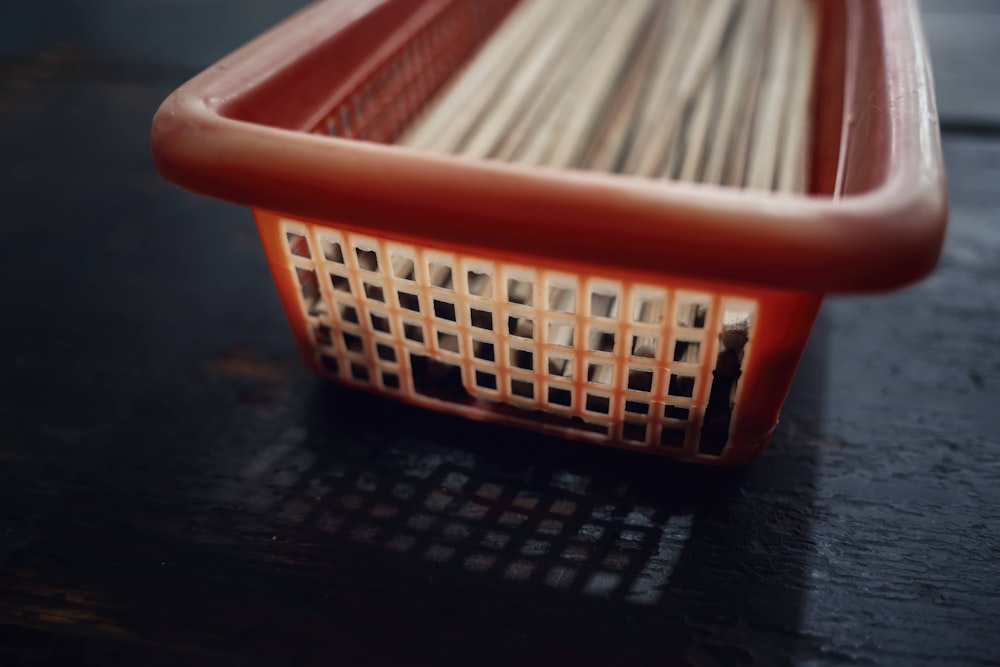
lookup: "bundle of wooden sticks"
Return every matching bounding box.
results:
[402,0,816,193]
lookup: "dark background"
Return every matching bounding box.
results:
[2,1,998,665]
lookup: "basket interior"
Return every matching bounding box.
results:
[221,0,887,198]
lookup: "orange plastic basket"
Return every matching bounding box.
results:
[151,0,947,465]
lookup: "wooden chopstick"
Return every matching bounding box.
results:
[460,0,601,159]
[776,0,817,194]
[746,0,799,191]
[401,0,816,196]
[722,0,774,187]
[400,0,560,151]
[534,0,659,168]
[583,0,670,172]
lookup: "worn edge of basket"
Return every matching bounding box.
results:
[150,0,947,295]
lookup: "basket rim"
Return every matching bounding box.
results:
[151,0,947,294]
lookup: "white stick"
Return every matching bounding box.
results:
[543,0,659,169]
[404,0,817,196]
[460,0,601,159]
[702,1,763,184]
[675,51,723,182]
[401,0,559,150]
[776,0,817,193]
[746,0,798,191]
[627,0,738,177]
[621,0,703,176]
[489,1,614,160]
[632,334,658,358]
[584,0,669,172]
[548,287,575,313]
[590,364,615,385]
[723,0,774,188]
[512,0,628,164]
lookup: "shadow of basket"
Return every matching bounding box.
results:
[208,311,829,662]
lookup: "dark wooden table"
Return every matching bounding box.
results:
[2,2,998,665]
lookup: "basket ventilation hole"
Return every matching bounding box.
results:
[338,303,359,324]
[664,405,690,421]
[587,362,614,386]
[437,330,460,353]
[430,263,454,290]
[473,340,495,362]
[343,332,364,354]
[548,355,572,377]
[508,316,535,339]
[321,239,345,263]
[547,386,572,407]
[590,292,618,319]
[587,329,615,353]
[673,340,701,363]
[476,370,498,390]
[631,335,658,358]
[434,299,457,321]
[411,355,470,401]
[364,282,385,302]
[511,379,534,399]
[296,268,324,316]
[470,308,494,330]
[356,247,379,272]
[634,297,665,324]
[625,400,649,415]
[370,313,391,334]
[468,271,492,297]
[668,374,695,398]
[510,348,534,371]
[403,322,425,344]
[585,393,610,414]
[314,324,333,347]
[677,302,708,328]
[350,362,370,382]
[376,343,396,362]
[330,273,352,293]
[507,279,533,306]
[286,232,311,258]
[627,369,654,393]
[398,291,421,312]
[548,322,574,347]
[548,287,575,313]
[392,255,415,280]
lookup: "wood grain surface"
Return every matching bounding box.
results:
[1,2,998,665]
